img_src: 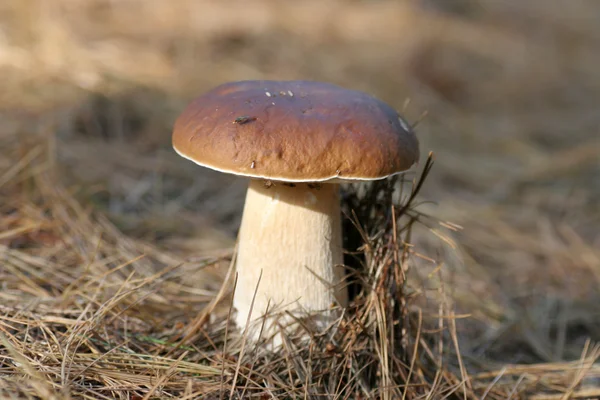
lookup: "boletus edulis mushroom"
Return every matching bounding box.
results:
[172,80,419,344]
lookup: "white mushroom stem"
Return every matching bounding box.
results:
[234,179,348,340]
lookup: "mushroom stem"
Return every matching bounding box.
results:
[234,179,347,340]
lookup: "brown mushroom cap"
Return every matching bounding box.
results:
[173,80,419,182]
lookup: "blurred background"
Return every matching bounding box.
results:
[1,0,598,365]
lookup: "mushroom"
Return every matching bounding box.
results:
[172,80,419,342]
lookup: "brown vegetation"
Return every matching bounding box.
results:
[1,0,599,398]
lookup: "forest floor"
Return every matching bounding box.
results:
[1,1,599,398]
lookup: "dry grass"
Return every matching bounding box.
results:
[1,0,599,398]
[2,152,596,399]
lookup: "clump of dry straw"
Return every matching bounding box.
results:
[1,140,598,399]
